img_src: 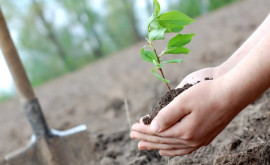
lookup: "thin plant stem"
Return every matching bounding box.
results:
[159,68,171,91]
[153,47,171,92]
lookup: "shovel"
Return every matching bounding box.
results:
[0,8,96,165]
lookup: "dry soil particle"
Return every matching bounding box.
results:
[215,142,270,165]
[93,130,164,165]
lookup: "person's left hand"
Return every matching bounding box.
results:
[176,67,216,88]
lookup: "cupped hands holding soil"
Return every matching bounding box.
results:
[143,78,212,125]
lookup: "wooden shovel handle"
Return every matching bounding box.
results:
[0,8,35,103]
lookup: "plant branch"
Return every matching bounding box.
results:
[159,68,171,91]
[153,47,171,91]
[153,48,160,63]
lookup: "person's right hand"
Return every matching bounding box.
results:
[131,77,242,156]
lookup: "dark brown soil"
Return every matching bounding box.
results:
[142,83,193,125]
[90,89,270,165]
[215,142,270,165]
[143,77,212,125]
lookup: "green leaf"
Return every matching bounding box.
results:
[147,15,159,29]
[147,0,161,30]
[141,48,157,63]
[158,11,195,26]
[152,68,170,83]
[165,47,190,54]
[163,24,184,33]
[153,0,160,17]
[162,59,184,64]
[167,33,195,48]
[149,27,166,42]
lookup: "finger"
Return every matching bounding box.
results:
[139,115,150,124]
[132,122,155,135]
[177,75,198,88]
[159,147,196,156]
[132,116,188,138]
[158,113,195,138]
[130,131,188,144]
[138,141,192,150]
[130,116,150,131]
[150,96,191,133]
[132,119,193,140]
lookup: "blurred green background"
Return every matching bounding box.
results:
[0,0,238,102]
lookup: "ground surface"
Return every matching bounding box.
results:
[1,0,270,164]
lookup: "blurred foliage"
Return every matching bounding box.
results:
[105,0,139,49]
[208,0,239,11]
[170,0,203,18]
[169,0,239,18]
[0,0,239,101]
[0,90,13,102]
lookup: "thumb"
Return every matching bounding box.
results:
[150,96,189,133]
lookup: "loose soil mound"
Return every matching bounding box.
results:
[143,83,193,125]
[143,78,212,125]
[0,0,270,164]
[91,89,270,165]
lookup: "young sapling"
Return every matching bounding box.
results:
[140,0,196,124]
[141,0,195,91]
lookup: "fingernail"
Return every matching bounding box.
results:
[150,120,160,133]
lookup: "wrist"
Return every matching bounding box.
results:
[216,75,245,115]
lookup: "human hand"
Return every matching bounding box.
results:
[131,77,241,156]
[177,67,217,88]
[177,14,270,89]
[131,14,270,157]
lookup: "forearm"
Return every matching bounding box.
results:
[223,29,270,112]
[215,14,270,77]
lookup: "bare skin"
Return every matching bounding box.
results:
[178,14,270,88]
[130,14,270,156]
